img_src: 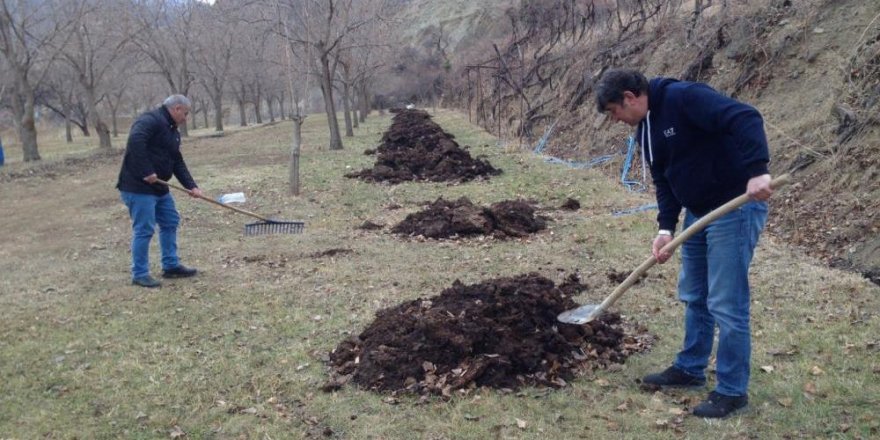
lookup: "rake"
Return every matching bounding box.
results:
[157,179,304,235]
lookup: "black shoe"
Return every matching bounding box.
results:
[642,365,706,387]
[162,265,198,278]
[132,275,162,288]
[693,391,748,418]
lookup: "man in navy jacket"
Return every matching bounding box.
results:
[595,69,774,418]
[117,95,202,288]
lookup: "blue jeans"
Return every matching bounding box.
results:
[120,191,181,279]
[673,200,768,397]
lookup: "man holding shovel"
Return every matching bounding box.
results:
[595,69,773,418]
[117,95,201,288]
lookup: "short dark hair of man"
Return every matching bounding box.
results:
[595,68,650,113]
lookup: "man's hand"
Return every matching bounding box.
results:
[747,174,773,201]
[652,234,674,263]
[143,173,158,184]
[188,187,203,198]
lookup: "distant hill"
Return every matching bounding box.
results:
[391,0,512,52]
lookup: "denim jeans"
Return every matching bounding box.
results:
[673,200,768,397]
[120,191,181,279]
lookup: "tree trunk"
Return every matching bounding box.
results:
[200,98,209,128]
[111,106,119,137]
[351,94,359,129]
[11,74,40,161]
[97,120,112,150]
[289,115,303,195]
[238,99,246,127]
[254,88,263,124]
[267,96,275,123]
[340,63,354,136]
[179,116,189,137]
[211,83,224,132]
[63,101,73,143]
[279,92,286,120]
[341,85,354,137]
[85,88,112,150]
[359,82,369,122]
[319,53,343,150]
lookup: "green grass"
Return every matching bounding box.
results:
[1,109,878,439]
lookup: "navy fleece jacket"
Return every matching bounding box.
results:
[116,106,197,195]
[639,78,769,231]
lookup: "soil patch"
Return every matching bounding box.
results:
[391,197,547,239]
[345,109,501,184]
[324,273,654,395]
[357,221,385,231]
[309,248,355,258]
[561,198,581,211]
[0,149,121,183]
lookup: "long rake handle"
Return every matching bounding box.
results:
[593,174,792,314]
[156,179,272,222]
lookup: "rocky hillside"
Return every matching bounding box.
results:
[395,0,880,283]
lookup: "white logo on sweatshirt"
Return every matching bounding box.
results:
[664,127,676,138]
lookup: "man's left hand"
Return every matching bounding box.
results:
[747,174,772,201]
[189,188,204,198]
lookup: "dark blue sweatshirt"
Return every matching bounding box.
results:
[640,78,769,231]
[116,106,197,195]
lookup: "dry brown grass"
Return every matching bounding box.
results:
[0,109,878,439]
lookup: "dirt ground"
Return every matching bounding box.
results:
[391,197,547,239]
[324,273,654,395]
[345,108,501,183]
[1,111,878,438]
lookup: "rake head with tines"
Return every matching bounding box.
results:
[245,220,305,235]
[155,179,306,236]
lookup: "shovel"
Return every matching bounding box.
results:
[558,174,791,325]
[156,179,305,235]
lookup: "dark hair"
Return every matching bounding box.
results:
[595,68,649,113]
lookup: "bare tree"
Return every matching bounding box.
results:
[0,0,70,161]
[266,0,323,194]
[57,0,137,150]
[278,0,390,150]
[130,0,199,136]
[190,1,241,132]
[40,64,89,142]
[337,51,355,137]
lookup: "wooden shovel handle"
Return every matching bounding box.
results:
[155,179,271,222]
[595,174,792,312]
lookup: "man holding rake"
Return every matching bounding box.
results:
[117,95,201,288]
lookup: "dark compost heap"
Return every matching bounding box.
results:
[325,273,653,396]
[345,109,501,184]
[391,197,547,239]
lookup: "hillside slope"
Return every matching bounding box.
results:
[392,0,513,53]
[431,0,879,283]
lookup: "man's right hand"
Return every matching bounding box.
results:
[652,234,674,263]
[143,173,158,184]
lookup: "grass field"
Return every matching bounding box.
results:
[1,110,878,439]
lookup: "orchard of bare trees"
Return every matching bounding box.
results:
[0,0,396,163]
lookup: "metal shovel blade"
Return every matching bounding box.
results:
[557,304,601,325]
[555,174,791,326]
